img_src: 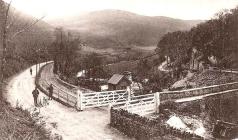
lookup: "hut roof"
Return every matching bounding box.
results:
[108,74,124,85]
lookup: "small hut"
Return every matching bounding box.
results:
[108,74,131,90]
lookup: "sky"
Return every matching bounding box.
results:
[4,0,238,20]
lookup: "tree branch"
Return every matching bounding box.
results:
[6,7,19,30]
[10,15,45,40]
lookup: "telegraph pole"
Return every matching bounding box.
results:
[35,49,40,76]
[36,59,37,76]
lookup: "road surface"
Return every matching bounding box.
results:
[5,63,131,140]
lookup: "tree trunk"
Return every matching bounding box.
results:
[0,1,10,97]
[0,1,4,96]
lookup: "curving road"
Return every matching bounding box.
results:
[9,62,235,139]
[5,63,131,140]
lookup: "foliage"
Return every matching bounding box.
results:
[0,1,53,139]
[157,6,238,68]
[204,92,238,124]
[136,59,151,79]
[0,98,52,140]
[49,28,81,78]
[82,53,110,79]
[157,31,191,63]
[0,0,53,94]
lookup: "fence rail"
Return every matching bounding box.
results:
[114,93,158,116]
[159,82,238,101]
[39,79,77,107]
[79,90,128,109]
[36,63,78,107]
[36,63,238,139]
[37,63,238,116]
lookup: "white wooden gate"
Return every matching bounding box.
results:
[76,87,160,116]
[113,93,160,116]
[77,89,129,110]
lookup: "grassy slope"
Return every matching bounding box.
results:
[0,98,51,139]
[0,1,53,139]
[0,74,51,139]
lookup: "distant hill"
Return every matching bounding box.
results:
[49,10,203,49]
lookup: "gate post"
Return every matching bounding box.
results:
[76,90,84,111]
[108,104,112,123]
[127,86,131,101]
[154,92,160,114]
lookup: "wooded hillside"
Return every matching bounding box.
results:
[0,1,54,139]
[0,0,53,80]
[157,6,238,68]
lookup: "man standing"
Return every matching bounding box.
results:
[48,84,53,100]
[30,68,32,75]
[32,87,39,106]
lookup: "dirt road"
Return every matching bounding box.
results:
[5,63,131,140]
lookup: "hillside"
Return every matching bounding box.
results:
[1,0,54,78]
[189,70,238,87]
[49,10,203,48]
[1,0,53,139]
[156,6,238,69]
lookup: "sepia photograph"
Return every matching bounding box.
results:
[0,0,238,139]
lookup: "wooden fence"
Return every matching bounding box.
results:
[160,82,238,101]
[36,63,238,139]
[111,82,238,116]
[39,78,77,106]
[77,89,128,110]
[36,63,77,107]
[37,63,238,116]
[113,93,158,116]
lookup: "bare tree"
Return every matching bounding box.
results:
[0,0,11,96]
[0,0,45,96]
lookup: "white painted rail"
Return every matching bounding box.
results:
[113,93,159,116]
[79,90,128,109]
[37,63,238,116]
[159,82,238,101]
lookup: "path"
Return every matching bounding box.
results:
[5,63,131,140]
[158,60,170,72]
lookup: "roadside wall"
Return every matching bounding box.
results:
[110,108,204,140]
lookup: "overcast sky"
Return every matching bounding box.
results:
[5,0,238,20]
